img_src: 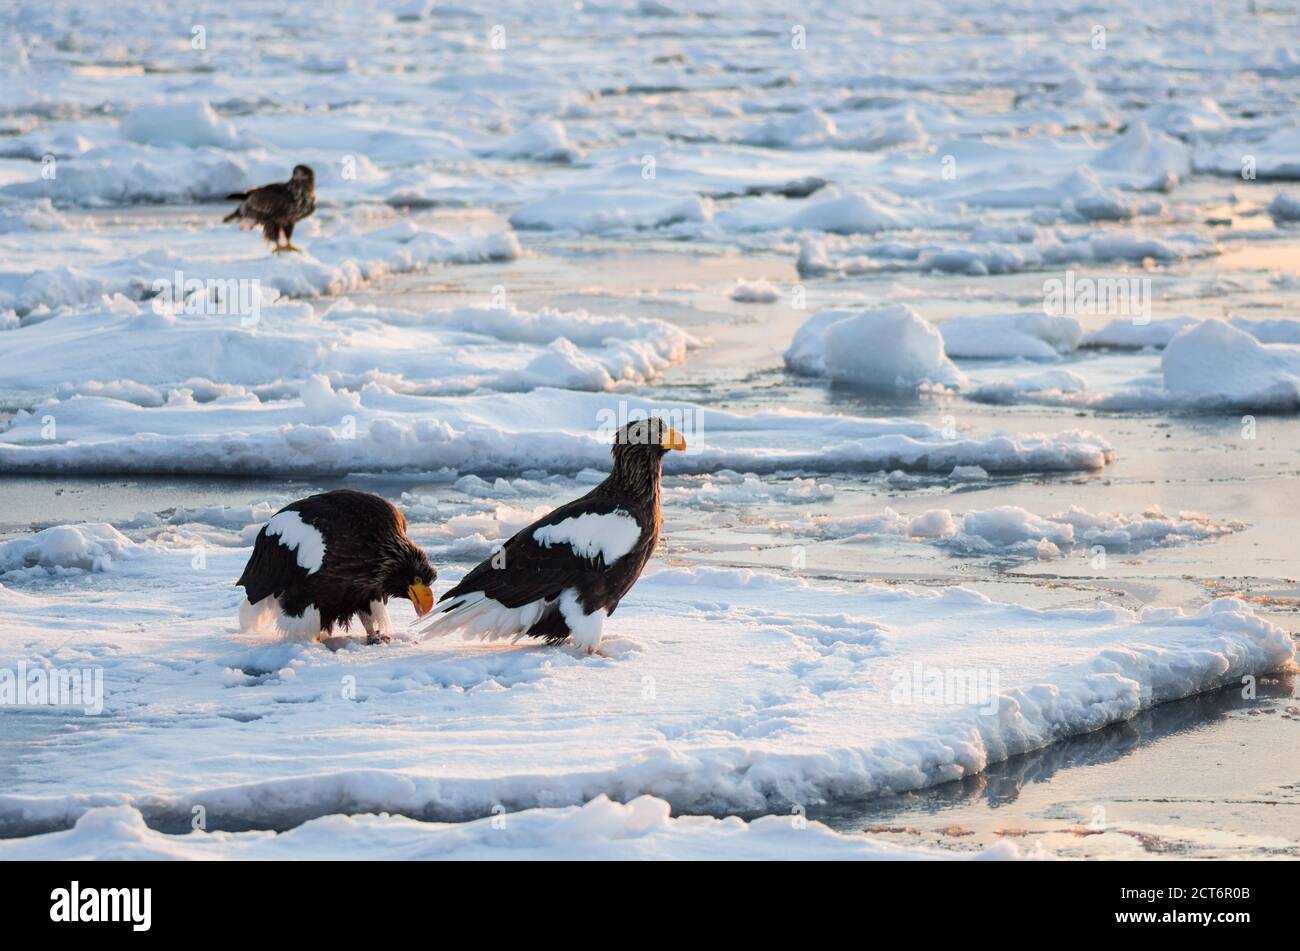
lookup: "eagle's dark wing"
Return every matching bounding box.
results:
[236,523,307,606]
[422,489,655,646]
[233,491,426,639]
[240,183,294,223]
[443,494,631,609]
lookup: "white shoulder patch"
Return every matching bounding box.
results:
[264,511,326,574]
[533,509,641,565]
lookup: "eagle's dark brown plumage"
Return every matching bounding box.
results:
[236,489,436,644]
[222,164,316,254]
[419,418,687,654]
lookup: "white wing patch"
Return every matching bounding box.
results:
[532,510,641,564]
[264,511,326,574]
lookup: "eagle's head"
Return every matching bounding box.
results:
[387,542,436,617]
[291,165,315,188]
[610,417,687,491]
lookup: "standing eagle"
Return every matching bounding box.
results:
[419,418,686,654]
[237,490,436,643]
[222,164,316,254]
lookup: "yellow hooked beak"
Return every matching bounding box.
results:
[408,581,434,617]
[661,427,687,452]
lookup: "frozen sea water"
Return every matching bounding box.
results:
[0,0,1298,859]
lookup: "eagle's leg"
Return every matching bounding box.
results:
[556,591,606,656]
[360,602,393,645]
[277,223,304,254]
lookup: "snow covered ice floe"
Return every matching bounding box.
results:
[0,798,1031,861]
[939,313,1082,360]
[794,227,1216,279]
[967,318,1300,413]
[0,216,520,317]
[0,558,1290,833]
[1159,318,1300,411]
[730,278,779,303]
[1083,315,1300,350]
[1268,193,1300,224]
[0,296,697,407]
[0,383,1114,475]
[789,505,1245,559]
[785,305,967,389]
[1,0,1294,254]
[1081,316,1203,350]
[968,369,1093,406]
[0,522,136,575]
[509,190,713,234]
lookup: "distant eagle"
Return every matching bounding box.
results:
[420,418,686,654]
[222,164,316,254]
[237,490,436,643]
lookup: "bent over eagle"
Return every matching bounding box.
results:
[419,417,686,654]
[237,489,436,643]
[222,164,316,254]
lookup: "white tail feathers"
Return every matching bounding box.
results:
[238,596,323,642]
[239,595,280,633]
[418,591,550,643]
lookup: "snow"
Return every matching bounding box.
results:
[1230,317,1300,346]
[794,505,1244,558]
[1081,316,1300,351]
[940,313,1082,360]
[0,384,1115,476]
[1195,126,1300,180]
[0,522,135,575]
[2,0,1297,860]
[970,369,1091,405]
[0,554,1290,835]
[968,320,1300,413]
[0,218,519,317]
[0,797,1028,861]
[948,465,989,482]
[510,191,712,234]
[784,191,919,235]
[739,109,839,149]
[1088,122,1190,191]
[795,228,1216,280]
[1161,319,1300,411]
[479,121,582,164]
[0,298,695,409]
[730,278,779,303]
[533,510,642,565]
[785,305,967,390]
[1269,193,1300,223]
[1082,317,1201,350]
[1132,98,1231,138]
[665,473,834,509]
[262,511,326,575]
[119,100,241,150]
